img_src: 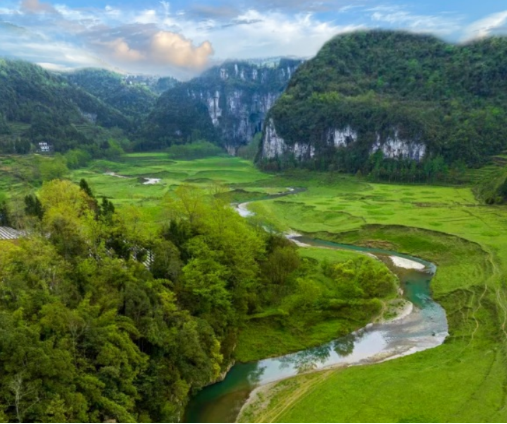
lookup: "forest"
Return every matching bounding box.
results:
[260,31,507,179]
[0,178,396,422]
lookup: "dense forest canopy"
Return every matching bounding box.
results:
[0,179,396,422]
[0,60,134,154]
[259,31,507,179]
[65,69,158,120]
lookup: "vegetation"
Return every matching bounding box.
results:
[235,248,396,362]
[139,59,302,151]
[167,140,224,160]
[237,167,507,423]
[0,157,402,422]
[65,69,157,119]
[260,30,507,178]
[3,151,507,422]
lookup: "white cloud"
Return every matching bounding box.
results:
[135,9,158,25]
[150,31,213,67]
[196,9,362,60]
[464,10,507,40]
[369,6,462,36]
[37,61,74,71]
[20,0,56,14]
[0,0,499,77]
[105,5,121,18]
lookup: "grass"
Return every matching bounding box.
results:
[238,173,507,423]
[235,247,382,363]
[3,153,507,421]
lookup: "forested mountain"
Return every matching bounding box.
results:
[65,69,159,119]
[259,31,507,177]
[139,59,302,152]
[0,59,132,153]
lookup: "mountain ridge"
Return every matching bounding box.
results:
[259,30,507,174]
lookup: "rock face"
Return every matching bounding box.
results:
[259,30,507,169]
[370,130,426,160]
[262,119,315,160]
[262,121,424,162]
[149,58,302,152]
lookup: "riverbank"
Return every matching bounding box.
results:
[237,297,414,422]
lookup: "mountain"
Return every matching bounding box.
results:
[139,58,303,152]
[0,59,132,153]
[259,31,507,173]
[65,69,158,119]
[124,75,179,96]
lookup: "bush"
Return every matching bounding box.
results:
[167,140,223,160]
[64,149,92,169]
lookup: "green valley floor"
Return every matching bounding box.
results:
[2,153,507,422]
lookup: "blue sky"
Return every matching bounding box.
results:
[1,0,506,78]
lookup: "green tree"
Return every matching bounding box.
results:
[39,156,69,182]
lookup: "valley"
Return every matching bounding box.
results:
[2,152,506,422]
[1,23,507,422]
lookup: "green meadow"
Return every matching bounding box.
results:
[239,177,507,422]
[2,152,507,422]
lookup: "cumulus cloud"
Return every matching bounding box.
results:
[92,28,214,69]
[104,38,144,62]
[150,31,213,67]
[20,0,57,14]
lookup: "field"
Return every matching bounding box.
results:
[2,152,507,422]
[239,176,507,422]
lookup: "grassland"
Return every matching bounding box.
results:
[3,152,507,422]
[239,175,507,423]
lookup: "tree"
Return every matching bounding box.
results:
[39,156,69,182]
[0,193,11,226]
[24,194,44,220]
[79,179,94,198]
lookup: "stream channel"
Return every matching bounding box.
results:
[185,192,449,423]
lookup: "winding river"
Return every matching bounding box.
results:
[184,195,449,423]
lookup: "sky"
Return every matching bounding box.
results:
[1,0,507,79]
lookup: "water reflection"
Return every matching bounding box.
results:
[185,242,449,423]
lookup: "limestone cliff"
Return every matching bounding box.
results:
[259,30,507,170]
[145,58,302,152]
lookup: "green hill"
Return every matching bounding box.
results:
[0,59,131,153]
[259,31,507,178]
[65,69,159,119]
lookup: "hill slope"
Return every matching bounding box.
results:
[259,31,507,173]
[65,69,159,120]
[140,59,302,152]
[0,59,132,153]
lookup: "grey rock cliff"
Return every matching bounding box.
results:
[152,58,302,152]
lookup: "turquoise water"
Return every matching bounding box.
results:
[185,239,447,423]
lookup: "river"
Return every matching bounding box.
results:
[184,199,448,423]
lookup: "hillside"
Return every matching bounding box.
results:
[139,59,302,152]
[259,31,507,175]
[0,59,134,154]
[65,69,179,118]
[65,69,158,119]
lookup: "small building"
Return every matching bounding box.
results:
[38,142,51,153]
